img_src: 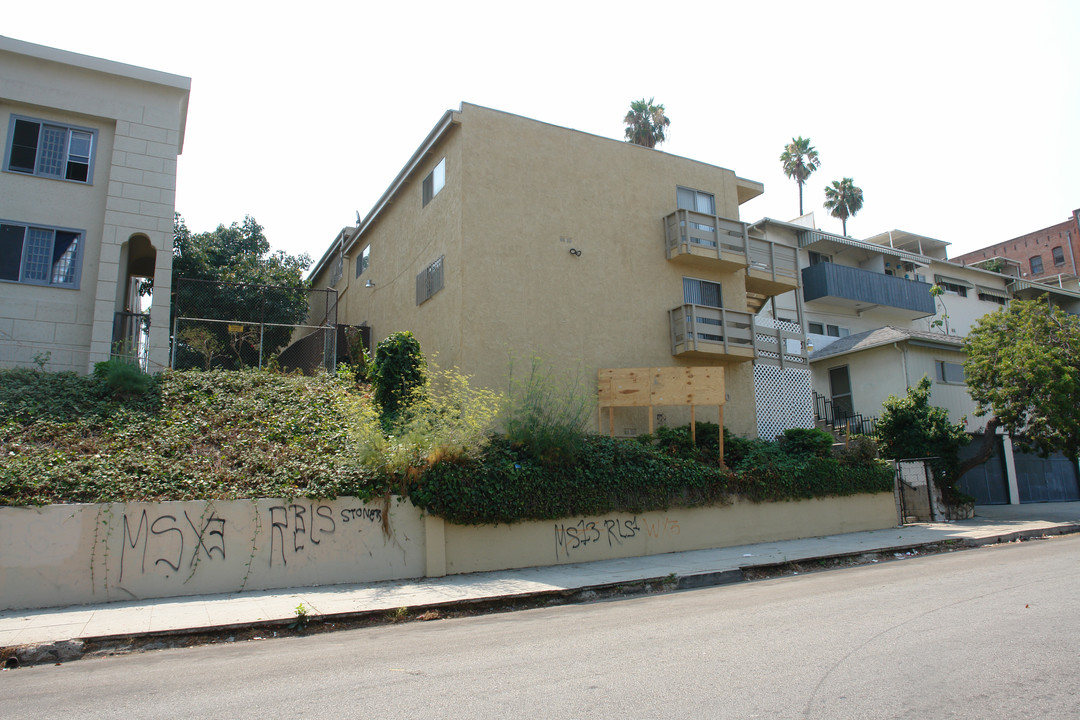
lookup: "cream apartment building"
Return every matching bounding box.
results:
[310,103,811,439]
[0,36,189,373]
[751,215,1079,504]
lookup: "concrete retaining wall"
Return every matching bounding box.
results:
[0,493,897,610]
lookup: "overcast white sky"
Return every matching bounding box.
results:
[6,1,1079,266]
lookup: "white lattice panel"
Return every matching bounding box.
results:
[754,364,813,441]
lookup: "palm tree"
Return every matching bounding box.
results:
[779,137,821,215]
[624,98,671,149]
[823,178,864,236]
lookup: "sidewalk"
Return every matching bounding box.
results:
[3,503,1078,662]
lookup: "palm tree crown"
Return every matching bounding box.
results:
[823,178,864,237]
[624,98,671,149]
[779,136,821,215]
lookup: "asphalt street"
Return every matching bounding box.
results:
[4,534,1078,719]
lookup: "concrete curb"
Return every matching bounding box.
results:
[5,523,1079,668]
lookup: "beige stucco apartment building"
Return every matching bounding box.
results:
[0,36,189,373]
[310,103,811,439]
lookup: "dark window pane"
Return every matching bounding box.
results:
[0,224,25,281]
[9,119,40,172]
[65,161,89,182]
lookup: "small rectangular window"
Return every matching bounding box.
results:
[355,245,370,278]
[808,251,832,266]
[936,361,966,385]
[416,255,444,305]
[5,116,96,184]
[422,158,446,207]
[939,282,968,297]
[808,322,825,335]
[682,277,722,308]
[1052,246,1065,266]
[1030,256,1044,274]
[0,221,83,288]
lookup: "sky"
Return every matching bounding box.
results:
[5,1,1079,268]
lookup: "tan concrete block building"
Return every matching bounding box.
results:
[0,36,189,373]
[310,103,811,439]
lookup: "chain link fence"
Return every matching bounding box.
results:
[170,278,338,373]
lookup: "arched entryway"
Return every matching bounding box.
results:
[111,234,156,369]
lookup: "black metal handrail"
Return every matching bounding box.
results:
[813,390,877,437]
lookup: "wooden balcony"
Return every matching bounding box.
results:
[669,306,810,367]
[668,304,755,361]
[664,210,750,273]
[746,237,800,297]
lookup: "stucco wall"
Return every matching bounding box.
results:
[440,493,896,574]
[0,498,427,611]
[0,493,897,611]
[313,103,764,438]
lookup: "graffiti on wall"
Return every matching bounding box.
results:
[112,502,388,583]
[553,515,681,560]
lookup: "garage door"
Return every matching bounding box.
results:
[958,435,1009,505]
[1014,449,1080,503]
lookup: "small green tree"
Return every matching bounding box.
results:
[964,295,1080,461]
[372,331,426,420]
[875,376,970,501]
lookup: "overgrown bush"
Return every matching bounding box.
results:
[503,357,592,466]
[410,434,734,525]
[779,427,835,459]
[375,365,504,476]
[1,368,384,505]
[93,358,155,397]
[372,331,425,421]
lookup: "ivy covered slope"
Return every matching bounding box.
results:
[0,368,383,506]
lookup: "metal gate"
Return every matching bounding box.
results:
[896,458,943,523]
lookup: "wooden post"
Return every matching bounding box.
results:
[609,406,614,437]
[690,405,696,444]
[648,406,654,435]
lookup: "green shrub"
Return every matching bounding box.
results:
[503,357,592,466]
[411,434,734,524]
[779,427,835,459]
[93,358,155,397]
[379,366,504,475]
[372,331,425,421]
[650,423,755,468]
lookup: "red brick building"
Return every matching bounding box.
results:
[952,209,1080,283]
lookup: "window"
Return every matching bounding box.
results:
[676,187,717,246]
[936,361,966,385]
[1052,246,1066,266]
[977,291,1007,306]
[0,221,83,288]
[416,255,444,305]
[808,321,848,337]
[808,251,832,265]
[355,245,370,278]
[938,281,968,297]
[422,158,446,207]
[682,277,722,308]
[5,116,96,183]
[676,187,716,216]
[683,277,723,341]
[1030,256,1044,275]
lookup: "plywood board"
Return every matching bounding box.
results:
[598,367,725,408]
[598,368,653,407]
